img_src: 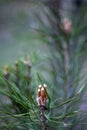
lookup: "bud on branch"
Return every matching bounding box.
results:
[37,84,47,107]
[37,84,48,130]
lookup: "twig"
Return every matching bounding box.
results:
[39,105,47,130]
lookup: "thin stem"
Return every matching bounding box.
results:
[39,106,47,130]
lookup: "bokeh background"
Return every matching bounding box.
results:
[0,0,49,66]
[0,0,87,66]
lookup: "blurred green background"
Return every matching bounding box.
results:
[0,0,48,66]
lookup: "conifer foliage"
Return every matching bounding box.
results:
[0,1,87,130]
